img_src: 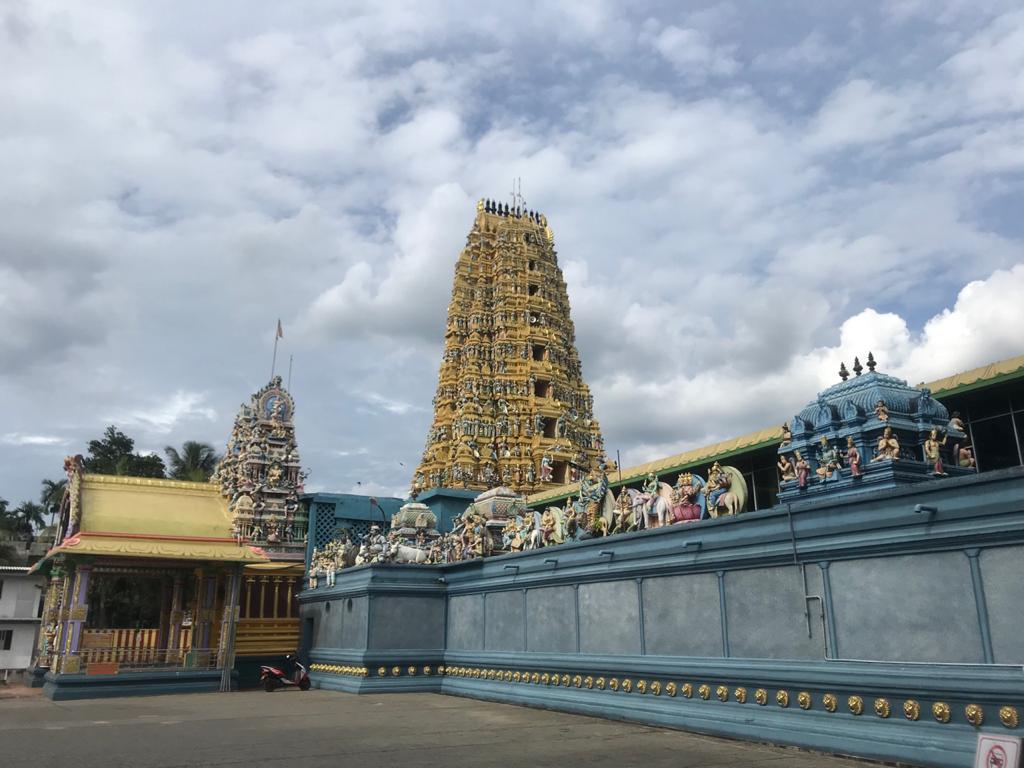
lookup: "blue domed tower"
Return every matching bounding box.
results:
[778,354,972,502]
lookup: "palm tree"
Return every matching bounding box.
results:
[14,501,47,535]
[164,441,220,482]
[40,478,67,526]
[0,498,17,564]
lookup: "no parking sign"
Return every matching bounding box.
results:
[976,733,1022,768]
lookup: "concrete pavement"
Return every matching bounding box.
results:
[0,689,888,767]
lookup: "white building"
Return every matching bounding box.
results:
[0,566,44,680]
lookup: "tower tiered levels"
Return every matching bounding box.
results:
[413,199,605,495]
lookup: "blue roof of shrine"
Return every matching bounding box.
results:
[793,370,948,434]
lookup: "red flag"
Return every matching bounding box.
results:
[276,319,283,339]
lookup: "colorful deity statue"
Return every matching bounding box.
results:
[777,454,796,482]
[872,426,901,461]
[923,428,948,475]
[875,400,890,421]
[540,455,554,483]
[816,437,842,482]
[795,451,810,488]
[958,444,976,469]
[669,472,703,522]
[845,436,862,477]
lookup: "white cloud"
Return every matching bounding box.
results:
[1,433,70,447]
[1,1,1023,505]
[648,24,740,79]
[104,391,217,434]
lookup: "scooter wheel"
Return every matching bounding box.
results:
[264,678,277,692]
[299,678,311,691]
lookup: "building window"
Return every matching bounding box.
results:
[542,418,557,439]
[0,629,12,651]
[971,415,1022,471]
[528,283,539,296]
[532,344,547,362]
[534,380,551,398]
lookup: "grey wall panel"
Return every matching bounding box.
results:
[980,545,1024,664]
[447,594,484,651]
[579,581,641,655]
[830,552,983,663]
[370,596,444,650]
[313,600,343,649]
[485,590,525,652]
[526,585,576,653]
[337,596,367,649]
[643,573,723,658]
[299,603,320,649]
[725,566,825,660]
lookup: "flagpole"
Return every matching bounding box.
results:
[271,318,282,379]
[287,354,294,390]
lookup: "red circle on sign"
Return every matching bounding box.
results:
[986,744,1007,768]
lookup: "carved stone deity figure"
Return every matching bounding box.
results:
[704,462,730,510]
[638,471,659,513]
[874,400,890,422]
[958,444,976,470]
[540,455,554,483]
[781,422,792,446]
[923,428,947,476]
[816,437,841,481]
[266,462,283,487]
[777,454,796,482]
[670,473,702,522]
[795,451,810,489]
[845,436,862,478]
[872,426,900,461]
[613,488,633,532]
[947,411,965,433]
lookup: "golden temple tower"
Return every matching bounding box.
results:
[413,199,605,495]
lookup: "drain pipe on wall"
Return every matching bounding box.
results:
[786,503,829,657]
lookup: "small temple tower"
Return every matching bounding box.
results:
[777,355,971,502]
[214,376,308,559]
[413,199,605,495]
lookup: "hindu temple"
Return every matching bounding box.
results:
[412,199,605,496]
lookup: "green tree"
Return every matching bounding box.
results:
[0,497,17,564]
[164,441,220,482]
[13,501,46,535]
[40,478,67,525]
[84,425,165,478]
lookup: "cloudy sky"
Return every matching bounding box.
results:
[2,0,1024,506]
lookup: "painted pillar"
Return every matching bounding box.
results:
[243,576,256,618]
[37,568,66,668]
[272,577,282,619]
[157,577,171,652]
[285,577,296,619]
[60,564,91,673]
[189,567,205,655]
[219,566,243,691]
[52,570,73,672]
[167,575,184,654]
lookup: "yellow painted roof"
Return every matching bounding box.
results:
[38,474,267,566]
[922,353,1024,396]
[528,351,1024,506]
[77,474,233,538]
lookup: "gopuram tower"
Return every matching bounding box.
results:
[413,198,605,495]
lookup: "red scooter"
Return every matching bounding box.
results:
[260,654,311,692]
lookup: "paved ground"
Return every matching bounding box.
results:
[0,688,886,768]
